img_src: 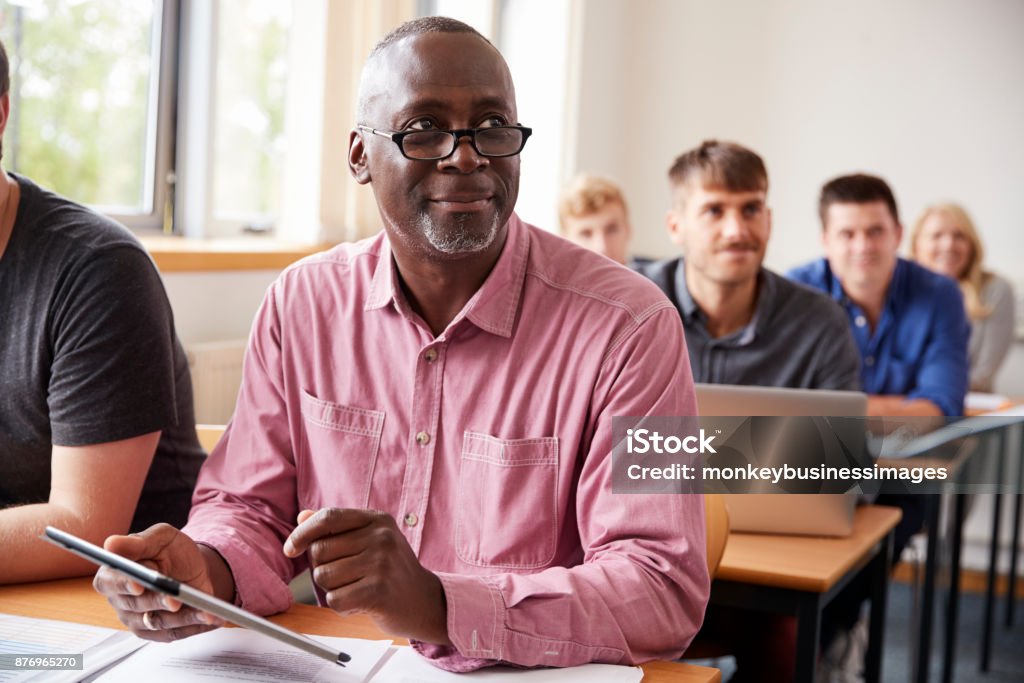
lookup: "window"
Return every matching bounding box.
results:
[0,0,173,231]
[2,1,511,242]
[0,0,296,237]
[210,0,291,230]
[419,0,574,232]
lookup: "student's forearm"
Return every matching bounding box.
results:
[867,395,944,417]
[1,433,162,584]
[0,503,126,584]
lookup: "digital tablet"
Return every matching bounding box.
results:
[42,526,350,667]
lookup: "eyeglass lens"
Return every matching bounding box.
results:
[402,128,524,159]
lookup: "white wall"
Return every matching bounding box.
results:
[162,271,277,345]
[166,1,1024,382]
[572,0,1024,393]
[160,2,1021,568]
[569,0,1024,569]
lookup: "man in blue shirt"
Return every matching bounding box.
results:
[788,173,970,674]
[788,173,969,416]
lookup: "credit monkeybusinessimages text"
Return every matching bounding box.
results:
[624,428,948,484]
[627,461,947,484]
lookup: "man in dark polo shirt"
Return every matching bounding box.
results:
[634,140,861,682]
[635,139,859,391]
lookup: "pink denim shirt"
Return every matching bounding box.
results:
[183,214,708,671]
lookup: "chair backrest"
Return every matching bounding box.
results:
[196,424,226,453]
[704,493,730,577]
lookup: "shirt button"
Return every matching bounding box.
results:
[424,349,438,362]
[416,431,431,445]
[865,356,875,367]
[855,315,867,327]
[404,513,419,527]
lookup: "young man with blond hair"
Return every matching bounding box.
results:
[558,173,640,266]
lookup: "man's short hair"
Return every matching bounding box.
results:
[369,16,491,60]
[0,38,9,98]
[667,140,768,202]
[558,174,627,233]
[818,173,900,226]
[357,17,495,124]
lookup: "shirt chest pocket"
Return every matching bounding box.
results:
[298,390,385,510]
[455,431,559,569]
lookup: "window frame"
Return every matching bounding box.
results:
[3,0,179,234]
[4,0,420,243]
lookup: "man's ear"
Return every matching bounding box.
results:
[348,129,371,185]
[666,209,685,247]
[0,92,10,140]
[894,221,904,246]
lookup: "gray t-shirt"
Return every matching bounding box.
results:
[635,257,861,390]
[0,173,203,530]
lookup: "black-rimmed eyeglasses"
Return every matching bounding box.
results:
[357,124,532,161]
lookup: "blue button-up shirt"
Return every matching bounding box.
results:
[787,257,969,416]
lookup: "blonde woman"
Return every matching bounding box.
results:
[912,203,1016,392]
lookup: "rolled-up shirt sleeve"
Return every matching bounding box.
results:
[414,306,709,669]
[183,281,303,615]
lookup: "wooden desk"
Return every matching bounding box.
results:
[711,505,902,683]
[968,416,1024,680]
[0,578,720,683]
[879,423,1018,683]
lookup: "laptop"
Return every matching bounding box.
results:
[695,383,868,537]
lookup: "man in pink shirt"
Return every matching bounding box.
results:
[94,16,708,671]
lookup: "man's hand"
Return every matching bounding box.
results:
[867,395,944,418]
[92,524,226,642]
[284,508,451,645]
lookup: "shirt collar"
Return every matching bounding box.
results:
[363,213,530,339]
[824,260,848,303]
[825,257,903,315]
[672,259,700,321]
[749,269,774,338]
[674,259,767,346]
[462,214,530,338]
[364,234,398,311]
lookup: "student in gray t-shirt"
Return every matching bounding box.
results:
[634,140,860,391]
[633,140,860,682]
[0,39,203,584]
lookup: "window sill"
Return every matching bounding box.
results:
[140,236,332,273]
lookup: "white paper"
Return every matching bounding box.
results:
[0,614,144,683]
[370,647,644,683]
[93,629,392,683]
[982,403,1024,417]
[966,392,1010,412]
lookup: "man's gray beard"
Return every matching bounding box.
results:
[418,212,500,255]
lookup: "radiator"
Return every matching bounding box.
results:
[185,339,247,424]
